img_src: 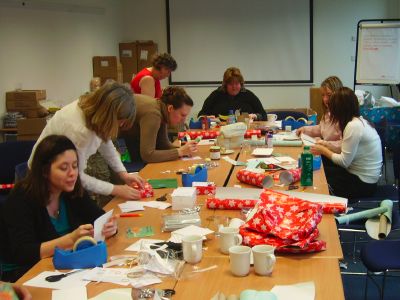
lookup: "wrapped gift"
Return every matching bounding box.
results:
[206,197,258,210]
[132,182,154,198]
[244,129,261,138]
[192,182,216,196]
[178,130,219,140]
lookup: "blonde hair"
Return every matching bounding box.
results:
[222,67,245,91]
[79,81,136,141]
[320,76,343,117]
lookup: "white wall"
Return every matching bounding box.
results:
[0,0,123,116]
[121,0,399,115]
[0,0,399,119]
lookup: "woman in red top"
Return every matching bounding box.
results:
[131,53,177,98]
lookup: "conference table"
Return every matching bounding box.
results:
[16,139,345,299]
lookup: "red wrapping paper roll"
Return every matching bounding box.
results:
[178,130,220,140]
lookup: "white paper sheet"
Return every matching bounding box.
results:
[215,187,262,200]
[169,225,213,243]
[23,270,90,290]
[252,148,274,156]
[94,209,113,242]
[125,238,165,252]
[52,287,87,300]
[222,156,246,166]
[301,133,316,146]
[197,139,216,145]
[118,202,145,213]
[142,201,171,210]
[181,156,202,161]
[83,267,135,286]
[271,281,315,300]
[281,191,348,206]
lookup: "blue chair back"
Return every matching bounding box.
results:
[267,110,308,121]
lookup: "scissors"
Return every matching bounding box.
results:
[45,269,85,282]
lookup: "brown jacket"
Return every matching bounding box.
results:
[121,94,179,163]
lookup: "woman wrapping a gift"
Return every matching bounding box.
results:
[310,88,382,201]
[197,67,267,121]
[296,76,343,153]
[121,86,198,163]
[28,81,144,201]
[0,135,118,282]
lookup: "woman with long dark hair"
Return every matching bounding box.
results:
[311,87,382,201]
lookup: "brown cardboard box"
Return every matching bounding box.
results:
[6,90,46,110]
[310,88,323,123]
[17,117,47,136]
[119,42,138,83]
[93,56,120,85]
[136,41,158,71]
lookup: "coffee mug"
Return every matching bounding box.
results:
[229,245,251,276]
[219,227,243,254]
[182,235,203,264]
[229,218,245,229]
[267,114,278,123]
[252,245,276,276]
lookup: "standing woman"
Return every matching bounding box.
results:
[297,76,343,153]
[311,87,382,201]
[131,53,177,99]
[1,135,118,282]
[28,81,144,200]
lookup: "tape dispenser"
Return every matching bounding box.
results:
[53,236,107,269]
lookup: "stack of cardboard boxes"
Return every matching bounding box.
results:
[93,41,158,85]
[5,90,48,140]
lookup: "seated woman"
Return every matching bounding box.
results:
[197,67,267,121]
[121,86,198,163]
[131,53,177,99]
[0,135,117,282]
[311,87,382,201]
[297,76,343,153]
[29,81,144,201]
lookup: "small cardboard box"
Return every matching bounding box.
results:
[310,88,323,123]
[93,56,121,85]
[171,187,197,210]
[17,117,47,135]
[136,41,158,71]
[6,90,46,110]
[119,42,138,83]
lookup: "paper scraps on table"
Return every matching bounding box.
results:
[23,270,90,290]
[301,133,316,146]
[169,225,214,243]
[181,156,202,161]
[222,156,246,166]
[118,202,145,213]
[94,209,114,242]
[142,201,171,210]
[52,287,87,300]
[125,238,165,252]
[271,281,315,300]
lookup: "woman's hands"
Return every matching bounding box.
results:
[102,215,118,238]
[178,140,198,157]
[120,172,145,188]
[69,224,94,243]
[112,185,141,200]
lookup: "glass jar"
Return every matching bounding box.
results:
[209,146,221,160]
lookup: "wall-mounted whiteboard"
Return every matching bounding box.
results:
[166,0,313,85]
[356,22,400,85]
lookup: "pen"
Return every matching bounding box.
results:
[120,213,143,218]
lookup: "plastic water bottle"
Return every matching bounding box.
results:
[300,146,313,186]
[228,109,236,124]
[265,130,273,148]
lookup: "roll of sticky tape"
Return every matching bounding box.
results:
[73,236,97,252]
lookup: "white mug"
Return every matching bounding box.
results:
[229,218,245,229]
[229,245,251,276]
[182,235,203,264]
[252,245,276,276]
[267,114,278,123]
[219,227,243,254]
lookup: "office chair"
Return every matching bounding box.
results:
[360,239,400,299]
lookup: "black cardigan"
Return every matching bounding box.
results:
[197,87,267,121]
[0,187,104,271]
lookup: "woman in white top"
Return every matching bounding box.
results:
[29,81,144,200]
[311,87,382,201]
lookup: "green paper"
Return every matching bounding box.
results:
[381,199,393,223]
[148,178,178,189]
[126,226,154,238]
[335,206,388,225]
[272,140,303,147]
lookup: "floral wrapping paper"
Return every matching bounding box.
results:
[236,169,279,188]
[178,130,220,140]
[206,198,259,210]
[244,129,262,138]
[131,182,154,198]
[194,184,216,196]
[0,183,14,190]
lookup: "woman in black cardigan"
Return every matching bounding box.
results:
[0,135,118,282]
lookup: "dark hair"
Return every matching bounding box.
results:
[328,87,360,133]
[152,53,177,71]
[160,86,193,109]
[16,135,83,206]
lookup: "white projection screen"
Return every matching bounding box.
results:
[166,0,313,85]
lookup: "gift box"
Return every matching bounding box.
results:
[244,129,261,138]
[192,182,216,196]
[171,187,197,210]
[131,182,154,198]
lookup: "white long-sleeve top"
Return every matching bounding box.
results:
[331,117,382,184]
[28,100,126,195]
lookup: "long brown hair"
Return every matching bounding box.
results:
[328,87,360,133]
[79,81,136,141]
[222,67,245,92]
[15,135,83,207]
[320,76,343,118]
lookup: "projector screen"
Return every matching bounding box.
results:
[166,0,313,85]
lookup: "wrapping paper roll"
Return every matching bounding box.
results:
[193,183,216,196]
[336,206,388,225]
[0,183,14,190]
[236,169,276,188]
[365,200,393,240]
[272,140,303,147]
[244,129,262,138]
[178,130,219,140]
[279,168,301,185]
[206,198,259,210]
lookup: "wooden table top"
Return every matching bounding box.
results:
[16,142,344,299]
